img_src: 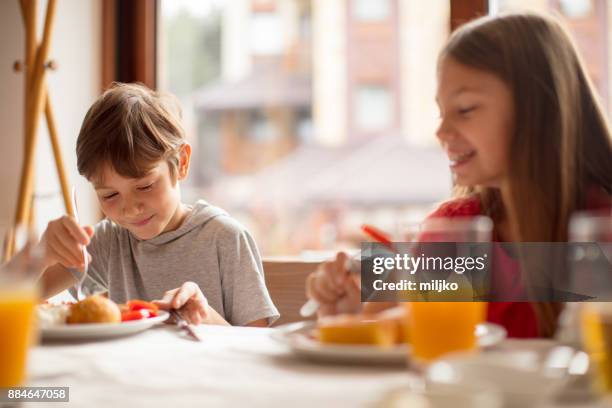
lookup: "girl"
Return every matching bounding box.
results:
[306,12,612,338]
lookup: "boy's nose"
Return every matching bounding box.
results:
[123,200,144,218]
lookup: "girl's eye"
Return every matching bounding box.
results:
[138,183,154,191]
[103,193,118,200]
[458,106,477,115]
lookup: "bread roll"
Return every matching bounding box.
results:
[67,295,121,324]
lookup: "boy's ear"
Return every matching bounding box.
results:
[177,143,191,181]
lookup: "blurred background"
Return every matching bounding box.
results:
[0,0,609,257]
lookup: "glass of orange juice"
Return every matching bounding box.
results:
[408,301,486,363]
[402,217,492,365]
[572,212,612,394]
[0,224,40,388]
[581,303,612,393]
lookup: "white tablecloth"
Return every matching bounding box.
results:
[23,324,612,408]
[25,325,416,408]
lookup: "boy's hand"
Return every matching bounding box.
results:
[153,281,209,325]
[40,215,93,271]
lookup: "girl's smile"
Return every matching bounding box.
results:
[435,57,514,189]
[448,149,477,168]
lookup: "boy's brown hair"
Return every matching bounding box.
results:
[76,82,185,182]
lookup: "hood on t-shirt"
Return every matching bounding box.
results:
[138,200,227,246]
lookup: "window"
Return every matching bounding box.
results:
[295,108,313,143]
[354,85,392,131]
[250,12,283,56]
[249,110,277,142]
[559,0,593,18]
[159,1,451,255]
[352,0,391,22]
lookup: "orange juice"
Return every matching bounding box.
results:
[581,304,612,392]
[407,302,485,363]
[0,285,37,387]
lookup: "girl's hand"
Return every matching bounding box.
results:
[153,281,209,325]
[305,252,362,317]
[39,215,93,271]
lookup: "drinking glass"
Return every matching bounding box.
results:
[570,212,612,393]
[0,223,41,388]
[404,216,492,365]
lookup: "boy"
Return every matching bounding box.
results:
[37,83,278,326]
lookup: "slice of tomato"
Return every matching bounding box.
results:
[126,300,159,313]
[121,310,148,322]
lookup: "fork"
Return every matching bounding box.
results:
[71,186,89,301]
[169,309,202,341]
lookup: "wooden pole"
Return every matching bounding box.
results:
[45,92,73,215]
[8,0,72,259]
[14,0,57,232]
[22,0,37,230]
[5,0,38,260]
[21,0,36,153]
[18,0,73,216]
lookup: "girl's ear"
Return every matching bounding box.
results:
[177,143,192,181]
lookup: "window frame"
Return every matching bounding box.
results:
[101,0,157,90]
[450,0,488,31]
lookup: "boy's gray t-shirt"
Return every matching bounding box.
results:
[70,200,279,326]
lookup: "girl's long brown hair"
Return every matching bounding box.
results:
[439,13,612,336]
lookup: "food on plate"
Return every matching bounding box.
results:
[120,300,159,322]
[317,307,409,347]
[36,303,72,328]
[377,306,410,344]
[126,299,159,312]
[37,296,162,327]
[67,295,121,324]
[317,314,399,347]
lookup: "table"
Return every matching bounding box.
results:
[23,325,612,408]
[25,325,415,407]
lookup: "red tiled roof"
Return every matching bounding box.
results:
[193,67,311,111]
[200,136,452,208]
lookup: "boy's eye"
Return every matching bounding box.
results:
[103,192,118,200]
[137,183,154,191]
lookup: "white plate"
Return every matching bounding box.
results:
[271,321,506,365]
[40,311,170,341]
